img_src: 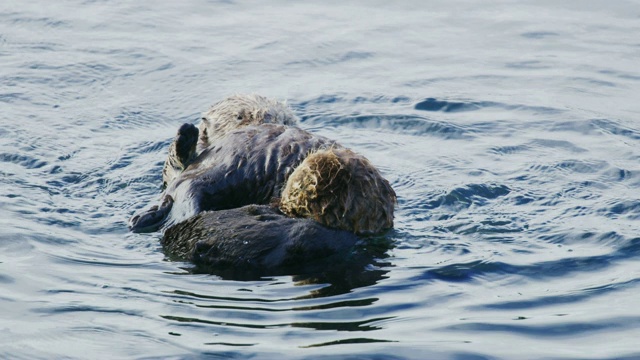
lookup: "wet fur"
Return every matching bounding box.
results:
[163,205,362,276]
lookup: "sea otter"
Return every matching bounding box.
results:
[130,95,396,272]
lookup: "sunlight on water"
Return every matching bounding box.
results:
[1,0,640,359]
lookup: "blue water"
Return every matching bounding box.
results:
[2,1,640,359]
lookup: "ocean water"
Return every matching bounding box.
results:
[1,0,640,359]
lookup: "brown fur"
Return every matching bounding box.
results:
[280,148,396,235]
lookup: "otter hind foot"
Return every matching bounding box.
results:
[129,195,174,233]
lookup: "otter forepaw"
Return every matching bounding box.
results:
[163,123,199,188]
[175,123,199,166]
[128,195,174,233]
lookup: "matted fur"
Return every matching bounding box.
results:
[280,148,396,235]
[198,94,299,152]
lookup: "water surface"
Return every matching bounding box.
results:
[1,1,640,359]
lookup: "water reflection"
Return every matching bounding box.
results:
[155,237,395,349]
[169,236,394,298]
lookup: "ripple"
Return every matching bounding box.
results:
[297,94,412,108]
[414,98,563,115]
[442,316,640,338]
[598,69,640,81]
[555,159,608,174]
[33,304,143,317]
[161,314,392,332]
[416,237,640,282]
[592,118,640,140]
[414,98,481,112]
[102,108,176,130]
[472,278,640,311]
[301,337,396,348]
[528,139,587,153]
[520,31,560,39]
[422,183,511,210]
[8,15,69,28]
[488,144,531,155]
[204,342,256,347]
[525,159,608,179]
[189,297,378,312]
[0,153,47,169]
[505,60,552,70]
[570,76,617,88]
[0,92,31,103]
[0,274,15,284]
[286,51,374,67]
[310,114,470,139]
[602,200,640,219]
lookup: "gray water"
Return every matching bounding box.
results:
[2,1,640,359]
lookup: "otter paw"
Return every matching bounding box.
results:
[175,123,199,166]
[128,195,174,233]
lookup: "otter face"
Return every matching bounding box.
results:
[197,94,299,153]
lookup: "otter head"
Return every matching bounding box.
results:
[280,148,396,235]
[198,94,299,152]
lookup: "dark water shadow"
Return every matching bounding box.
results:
[472,277,640,312]
[171,236,394,299]
[413,237,640,285]
[156,205,397,298]
[442,315,640,338]
[414,97,562,115]
[300,337,396,348]
[162,313,393,333]
[304,114,471,139]
[423,183,511,211]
